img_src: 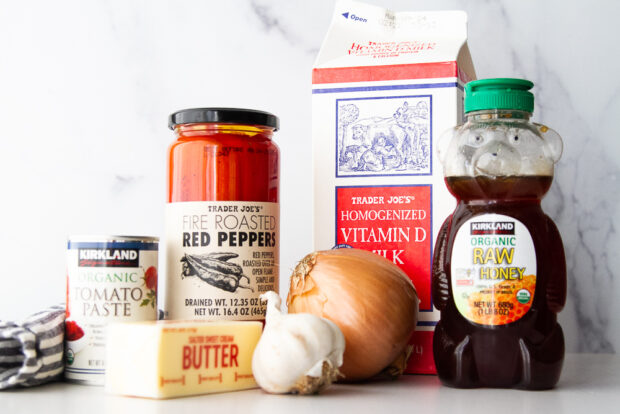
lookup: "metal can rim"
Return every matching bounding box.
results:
[68,235,159,243]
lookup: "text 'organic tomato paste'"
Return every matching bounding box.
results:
[65,235,159,385]
[163,108,280,322]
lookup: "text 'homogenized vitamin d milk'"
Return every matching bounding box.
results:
[312,0,476,374]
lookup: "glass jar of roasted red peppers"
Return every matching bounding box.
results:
[163,108,279,322]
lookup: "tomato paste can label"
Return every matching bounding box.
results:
[163,201,279,321]
[65,236,158,385]
[450,214,537,325]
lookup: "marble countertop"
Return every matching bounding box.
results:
[1,354,618,413]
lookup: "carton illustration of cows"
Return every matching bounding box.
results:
[338,100,430,174]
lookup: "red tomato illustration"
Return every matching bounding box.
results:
[145,266,158,291]
[66,320,84,341]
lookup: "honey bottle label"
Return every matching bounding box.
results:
[450,214,536,325]
[163,201,279,321]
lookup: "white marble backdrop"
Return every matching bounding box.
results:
[0,0,618,353]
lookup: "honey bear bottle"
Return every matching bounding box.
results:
[432,78,566,389]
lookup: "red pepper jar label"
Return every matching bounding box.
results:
[163,201,279,321]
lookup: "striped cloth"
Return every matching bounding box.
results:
[0,305,65,389]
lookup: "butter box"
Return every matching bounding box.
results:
[312,0,476,374]
[105,320,262,399]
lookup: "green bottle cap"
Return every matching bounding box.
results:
[464,78,534,113]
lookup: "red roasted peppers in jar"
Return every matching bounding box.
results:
[163,108,280,322]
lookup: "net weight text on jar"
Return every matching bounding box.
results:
[188,298,265,317]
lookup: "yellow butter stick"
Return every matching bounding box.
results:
[105,320,262,399]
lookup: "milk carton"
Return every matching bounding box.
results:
[312,0,476,374]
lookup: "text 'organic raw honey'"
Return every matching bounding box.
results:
[432,79,566,389]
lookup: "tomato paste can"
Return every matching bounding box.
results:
[65,235,159,385]
[164,108,279,322]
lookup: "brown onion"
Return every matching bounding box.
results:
[286,249,418,381]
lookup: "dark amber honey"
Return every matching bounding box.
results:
[432,175,566,389]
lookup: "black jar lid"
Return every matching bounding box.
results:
[168,108,279,131]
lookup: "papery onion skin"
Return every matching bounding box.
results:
[286,249,418,381]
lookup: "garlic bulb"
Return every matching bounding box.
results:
[252,291,345,394]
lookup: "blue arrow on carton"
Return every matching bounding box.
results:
[342,12,349,19]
